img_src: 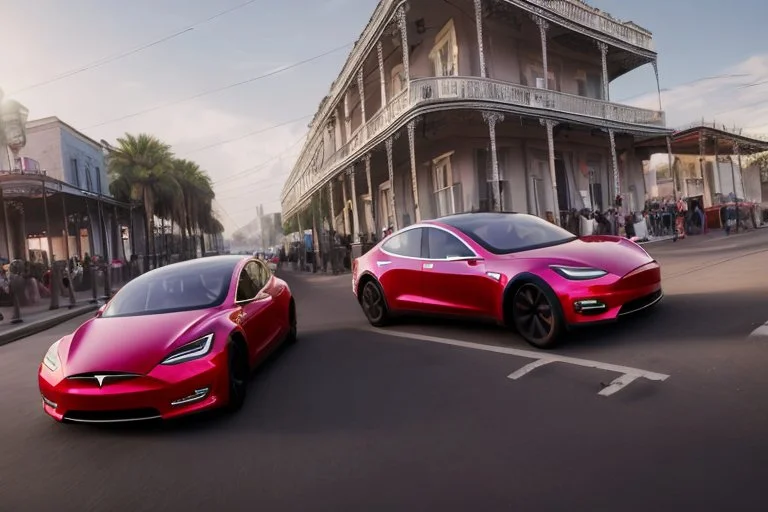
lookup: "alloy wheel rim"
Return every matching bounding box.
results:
[362,283,383,321]
[229,348,247,399]
[514,284,554,342]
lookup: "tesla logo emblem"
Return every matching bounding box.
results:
[94,375,109,387]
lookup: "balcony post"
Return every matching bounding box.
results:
[532,16,549,88]
[357,68,367,136]
[666,136,677,202]
[396,6,410,83]
[377,41,387,107]
[733,143,742,233]
[597,41,610,101]
[343,93,352,141]
[328,179,336,234]
[651,60,662,110]
[483,111,504,212]
[542,119,560,225]
[364,153,374,235]
[348,167,360,241]
[341,174,350,235]
[327,116,337,153]
[473,0,487,78]
[713,136,722,196]
[609,129,620,204]
[406,120,421,222]
[385,137,399,231]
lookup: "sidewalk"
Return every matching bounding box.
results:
[0,290,109,347]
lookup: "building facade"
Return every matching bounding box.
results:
[281,0,670,242]
[18,117,110,195]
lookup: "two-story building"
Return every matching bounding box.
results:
[281,0,671,248]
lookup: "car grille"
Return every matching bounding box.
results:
[618,289,663,316]
[63,408,161,423]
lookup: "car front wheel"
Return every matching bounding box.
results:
[511,283,563,349]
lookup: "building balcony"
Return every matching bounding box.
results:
[282,76,665,216]
[523,0,653,51]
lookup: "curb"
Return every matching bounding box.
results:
[0,304,100,348]
[749,322,768,339]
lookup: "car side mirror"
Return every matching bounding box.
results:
[95,304,107,317]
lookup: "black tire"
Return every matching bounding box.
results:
[225,340,249,413]
[286,300,298,344]
[511,283,564,349]
[360,280,390,327]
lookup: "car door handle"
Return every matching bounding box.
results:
[377,261,392,267]
[422,263,433,269]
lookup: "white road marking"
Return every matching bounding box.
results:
[361,327,670,396]
[507,359,552,380]
[749,323,768,339]
[598,374,641,397]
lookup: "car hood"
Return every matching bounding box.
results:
[61,309,218,376]
[519,235,653,277]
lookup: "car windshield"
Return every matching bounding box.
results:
[102,258,240,317]
[442,213,577,254]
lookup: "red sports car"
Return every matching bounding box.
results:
[38,255,297,423]
[352,212,661,348]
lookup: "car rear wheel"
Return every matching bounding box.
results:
[512,283,563,349]
[360,281,390,327]
[225,340,249,413]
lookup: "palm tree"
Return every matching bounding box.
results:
[107,133,178,269]
[170,159,216,258]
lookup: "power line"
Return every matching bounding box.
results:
[177,114,312,156]
[11,0,261,95]
[210,134,307,186]
[83,41,354,130]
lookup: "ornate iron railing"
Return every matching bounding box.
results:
[525,0,654,50]
[283,77,665,216]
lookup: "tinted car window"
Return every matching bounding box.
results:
[237,267,259,302]
[103,258,235,317]
[244,261,265,291]
[442,213,576,254]
[427,228,474,259]
[381,228,423,258]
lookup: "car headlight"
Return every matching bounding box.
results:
[43,340,62,371]
[550,265,607,280]
[161,334,214,365]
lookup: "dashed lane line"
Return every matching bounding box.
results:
[361,327,670,397]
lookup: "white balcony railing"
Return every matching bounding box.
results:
[525,0,654,51]
[283,77,665,215]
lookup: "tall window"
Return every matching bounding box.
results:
[429,19,458,77]
[576,70,603,99]
[432,152,456,217]
[527,63,556,90]
[70,158,80,187]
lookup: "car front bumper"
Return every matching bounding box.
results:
[556,262,663,326]
[38,350,230,423]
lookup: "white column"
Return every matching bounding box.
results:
[357,68,367,136]
[666,136,677,201]
[343,93,351,140]
[651,60,662,110]
[533,16,549,88]
[597,41,610,101]
[407,120,421,222]
[542,119,560,225]
[473,0,487,77]
[396,6,410,82]
[341,175,350,235]
[364,153,374,235]
[385,137,398,231]
[328,180,336,233]
[349,167,360,241]
[483,111,504,212]
[609,129,620,204]
[377,41,387,107]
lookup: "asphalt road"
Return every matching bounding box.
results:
[2,229,768,511]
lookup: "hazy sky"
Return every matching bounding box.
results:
[2,0,766,234]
